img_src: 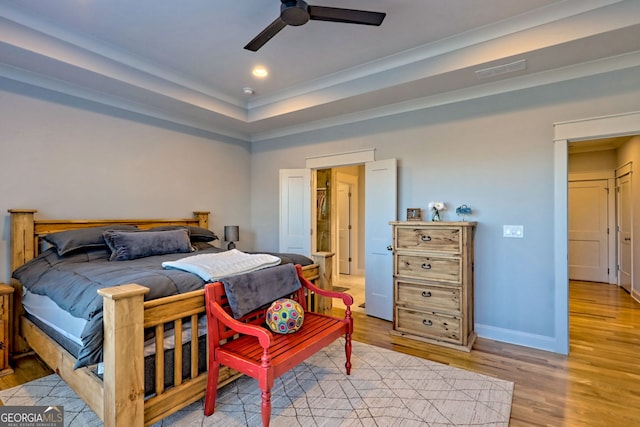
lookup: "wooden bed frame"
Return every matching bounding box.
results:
[7,209,334,427]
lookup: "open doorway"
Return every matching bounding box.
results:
[567,136,634,289]
[315,165,366,313]
[280,153,397,321]
[554,111,640,355]
[567,142,619,285]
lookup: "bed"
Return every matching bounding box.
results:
[7,209,334,426]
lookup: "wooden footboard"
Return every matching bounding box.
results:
[99,284,205,426]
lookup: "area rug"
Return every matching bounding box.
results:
[0,339,513,426]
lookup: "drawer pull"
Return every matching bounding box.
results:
[421,263,432,270]
[422,319,433,326]
[420,235,432,242]
[421,291,432,298]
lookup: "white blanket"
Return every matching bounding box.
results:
[162,249,281,281]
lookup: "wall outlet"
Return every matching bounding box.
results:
[503,225,524,238]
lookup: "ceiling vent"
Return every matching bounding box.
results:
[475,59,527,80]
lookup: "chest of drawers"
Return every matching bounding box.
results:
[389,221,476,351]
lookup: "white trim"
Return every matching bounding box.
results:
[554,111,640,141]
[554,110,640,355]
[475,323,558,353]
[616,162,633,177]
[568,170,614,181]
[553,139,569,355]
[305,149,375,169]
[608,176,617,284]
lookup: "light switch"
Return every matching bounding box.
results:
[503,225,524,238]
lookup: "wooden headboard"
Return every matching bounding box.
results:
[8,209,210,273]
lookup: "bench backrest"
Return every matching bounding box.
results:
[206,266,309,344]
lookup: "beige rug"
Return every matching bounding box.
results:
[0,339,513,426]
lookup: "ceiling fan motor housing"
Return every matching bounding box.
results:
[281,0,310,26]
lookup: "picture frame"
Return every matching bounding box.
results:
[406,208,422,221]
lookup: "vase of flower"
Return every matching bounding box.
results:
[428,201,446,222]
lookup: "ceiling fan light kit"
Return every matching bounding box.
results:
[245,0,386,52]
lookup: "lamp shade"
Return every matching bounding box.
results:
[224,226,239,242]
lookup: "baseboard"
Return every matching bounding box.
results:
[475,323,561,354]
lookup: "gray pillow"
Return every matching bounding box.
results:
[103,229,192,261]
[43,225,139,256]
[146,226,219,242]
[187,226,219,242]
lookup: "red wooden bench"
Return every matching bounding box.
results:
[204,264,354,427]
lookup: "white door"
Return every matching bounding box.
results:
[364,159,397,321]
[337,181,351,274]
[568,180,609,282]
[617,172,632,293]
[279,169,311,256]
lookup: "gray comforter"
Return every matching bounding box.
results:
[12,246,311,368]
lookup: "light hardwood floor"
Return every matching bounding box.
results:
[342,280,640,426]
[2,280,640,426]
[335,273,365,314]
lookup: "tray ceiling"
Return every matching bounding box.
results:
[1,0,639,141]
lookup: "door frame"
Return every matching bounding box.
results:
[616,163,633,293]
[554,110,640,355]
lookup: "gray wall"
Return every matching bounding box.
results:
[1,65,639,354]
[250,67,640,351]
[0,79,253,281]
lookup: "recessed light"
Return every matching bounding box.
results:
[242,87,255,95]
[252,67,268,78]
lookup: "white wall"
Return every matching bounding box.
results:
[0,79,253,282]
[250,66,640,352]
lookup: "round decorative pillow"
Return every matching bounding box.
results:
[266,298,304,334]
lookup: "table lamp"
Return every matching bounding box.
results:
[224,226,239,250]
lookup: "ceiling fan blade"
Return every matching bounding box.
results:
[308,6,385,26]
[244,17,288,51]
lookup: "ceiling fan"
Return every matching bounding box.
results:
[245,0,386,52]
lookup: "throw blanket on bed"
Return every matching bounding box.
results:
[162,249,281,281]
[221,263,301,319]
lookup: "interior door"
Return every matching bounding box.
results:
[568,179,609,282]
[364,159,397,321]
[337,181,351,274]
[617,172,632,293]
[279,169,311,256]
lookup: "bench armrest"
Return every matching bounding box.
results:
[296,265,354,307]
[207,299,273,349]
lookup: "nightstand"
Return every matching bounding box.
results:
[0,284,14,376]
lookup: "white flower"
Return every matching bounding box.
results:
[429,201,446,212]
